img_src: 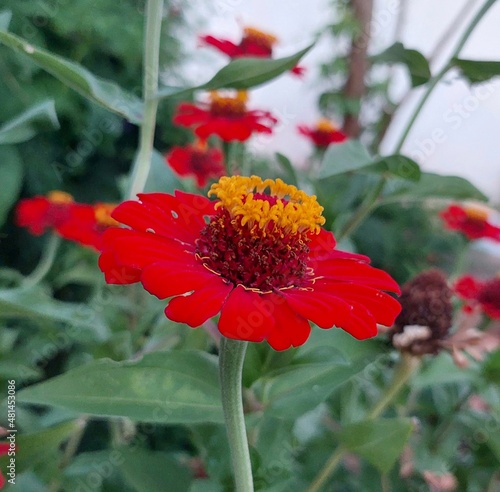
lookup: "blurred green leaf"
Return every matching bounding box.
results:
[482,350,500,383]
[17,351,224,424]
[262,351,368,419]
[337,418,414,473]
[275,153,298,186]
[118,449,192,492]
[369,155,421,181]
[373,42,431,87]
[382,172,487,203]
[318,140,372,178]
[0,100,59,145]
[453,58,500,83]
[156,45,313,99]
[0,286,110,342]
[0,10,11,30]
[0,30,143,123]
[0,146,23,227]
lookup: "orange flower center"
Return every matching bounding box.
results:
[464,205,489,223]
[94,203,119,227]
[209,91,248,117]
[316,118,337,133]
[47,190,73,204]
[243,26,278,51]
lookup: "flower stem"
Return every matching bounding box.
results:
[219,337,254,492]
[22,233,60,287]
[127,0,163,199]
[307,354,420,492]
[392,0,497,154]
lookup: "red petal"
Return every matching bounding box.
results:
[165,278,232,327]
[266,295,311,350]
[218,286,274,342]
[195,120,253,142]
[199,35,240,57]
[98,251,141,284]
[141,260,215,299]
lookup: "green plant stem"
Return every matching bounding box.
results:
[219,337,254,492]
[22,233,60,287]
[127,0,163,199]
[337,176,385,240]
[393,0,497,154]
[307,354,420,492]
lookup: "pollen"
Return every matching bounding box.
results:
[243,26,278,50]
[316,118,337,133]
[208,176,325,234]
[209,91,248,117]
[94,203,119,227]
[464,204,489,222]
[47,190,74,205]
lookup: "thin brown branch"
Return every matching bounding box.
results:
[342,0,374,138]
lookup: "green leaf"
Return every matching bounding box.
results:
[382,172,487,203]
[275,153,298,186]
[0,286,110,342]
[17,351,224,424]
[156,45,313,100]
[482,350,500,383]
[0,146,23,227]
[0,30,143,123]
[338,418,414,473]
[0,10,12,30]
[0,100,60,144]
[119,449,192,492]
[373,42,431,87]
[318,140,372,178]
[262,353,369,419]
[452,58,500,83]
[369,155,421,181]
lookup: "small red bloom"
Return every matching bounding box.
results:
[454,274,500,319]
[0,441,10,488]
[298,119,347,148]
[165,140,225,187]
[15,191,75,236]
[173,91,277,142]
[200,26,305,77]
[99,176,401,350]
[440,204,500,241]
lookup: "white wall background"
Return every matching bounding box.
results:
[182,0,500,202]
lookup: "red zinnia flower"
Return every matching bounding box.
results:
[99,176,401,350]
[200,26,305,77]
[15,191,75,236]
[173,91,277,142]
[440,204,500,241]
[298,119,347,148]
[454,274,500,319]
[165,139,225,187]
[58,202,119,251]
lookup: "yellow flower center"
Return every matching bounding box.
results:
[464,205,489,222]
[94,203,119,227]
[316,118,337,133]
[209,91,248,116]
[243,27,278,50]
[209,176,325,235]
[47,190,74,204]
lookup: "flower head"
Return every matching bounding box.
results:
[454,274,500,319]
[200,26,305,76]
[165,140,225,187]
[392,269,453,355]
[15,191,75,236]
[173,91,277,142]
[298,119,347,148]
[99,176,401,350]
[440,203,500,241]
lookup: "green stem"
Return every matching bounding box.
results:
[127,0,163,199]
[307,354,420,492]
[393,0,497,154]
[219,337,254,492]
[22,233,60,287]
[337,176,385,240]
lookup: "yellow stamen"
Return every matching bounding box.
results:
[209,90,248,115]
[464,204,489,222]
[316,118,337,133]
[209,176,325,234]
[94,203,119,227]
[47,190,73,204]
[243,27,278,48]
[193,139,208,151]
